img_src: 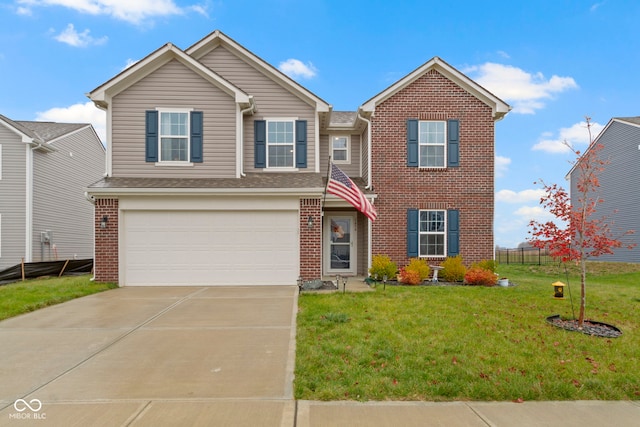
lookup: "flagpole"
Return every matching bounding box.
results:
[321,156,332,212]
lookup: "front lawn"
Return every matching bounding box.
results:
[295,263,640,401]
[0,275,117,321]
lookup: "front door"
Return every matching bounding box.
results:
[324,214,357,275]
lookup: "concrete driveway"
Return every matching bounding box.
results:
[0,286,298,426]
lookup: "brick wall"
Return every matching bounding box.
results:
[299,198,322,280]
[371,69,495,268]
[94,198,119,283]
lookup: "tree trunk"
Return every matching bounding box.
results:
[579,258,586,328]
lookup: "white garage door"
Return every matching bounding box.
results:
[122,210,299,286]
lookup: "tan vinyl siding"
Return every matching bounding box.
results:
[111,59,237,178]
[197,46,317,172]
[319,133,361,177]
[0,127,27,269]
[32,127,105,262]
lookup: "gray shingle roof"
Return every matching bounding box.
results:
[87,173,374,195]
[15,121,88,142]
[616,116,640,126]
[329,111,357,126]
[88,173,326,190]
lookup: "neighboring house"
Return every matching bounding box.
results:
[567,117,640,263]
[87,30,509,286]
[0,115,105,270]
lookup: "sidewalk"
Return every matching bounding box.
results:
[297,400,640,427]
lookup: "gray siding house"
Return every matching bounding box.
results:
[568,117,640,263]
[0,115,105,270]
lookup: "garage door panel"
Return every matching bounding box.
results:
[122,210,298,286]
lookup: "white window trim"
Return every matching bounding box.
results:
[331,135,350,164]
[418,120,447,169]
[418,209,447,258]
[266,117,297,169]
[156,108,193,164]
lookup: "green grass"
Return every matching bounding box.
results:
[0,275,117,321]
[295,262,640,401]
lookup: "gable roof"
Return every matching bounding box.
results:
[565,116,640,179]
[0,114,95,152]
[359,56,510,121]
[185,30,331,113]
[88,42,252,109]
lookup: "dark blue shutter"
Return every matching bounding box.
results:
[447,119,460,167]
[190,111,203,163]
[447,209,460,256]
[407,119,419,167]
[254,120,266,168]
[145,110,158,162]
[407,209,419,257]
[295,120,307,168]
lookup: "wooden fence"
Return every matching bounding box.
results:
[495,247,555,265]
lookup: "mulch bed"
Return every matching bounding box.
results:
[546,315,622,338]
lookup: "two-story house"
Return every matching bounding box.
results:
[87,30,509,286]
[0,115,105,270]
[567,117,640,263]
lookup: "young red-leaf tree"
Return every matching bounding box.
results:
[528,118,635,327]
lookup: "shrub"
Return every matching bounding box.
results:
[406,258,431,281]
[441,255,466,282]
[471,259,498,273]
[369,255,397,280]
[464,268,497,286]
[398,267,422,285]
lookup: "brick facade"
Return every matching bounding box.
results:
[371,69,495,268]
[299,198,322,280]
[94,198,119,283]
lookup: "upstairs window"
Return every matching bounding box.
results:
[419,121,446,168]
[160,111,189,162]
[331,136,350,163]
[267,120,294,168]
[145,109,203,164]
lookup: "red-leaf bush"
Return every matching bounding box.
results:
[464,268,497,286]
[398,267,422,285]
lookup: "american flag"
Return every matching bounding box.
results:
[327,163,377,221]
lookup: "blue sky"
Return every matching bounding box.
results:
[2,0,638,248]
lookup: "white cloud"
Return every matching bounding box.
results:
[496,50,510,59]
[465,63,578,114]
[36,101,106,143]
[496,188,546,204]
[278,58,318,80]
[532,120,605,153]
[53,23,108,47]
[514,205,558,224]
[122,58,139,70]
[495,155,511,178]
[16,0,206,25]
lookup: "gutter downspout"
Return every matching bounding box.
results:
[357,110,374,275]
[357,111,373,190]
[239,96,256,177]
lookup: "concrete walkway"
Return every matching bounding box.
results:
[1,285,638,426]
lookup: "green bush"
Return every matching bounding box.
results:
[441,255,466,282]
[369,255,397,280]
[471,259,498,273]
[464,268,497,286]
